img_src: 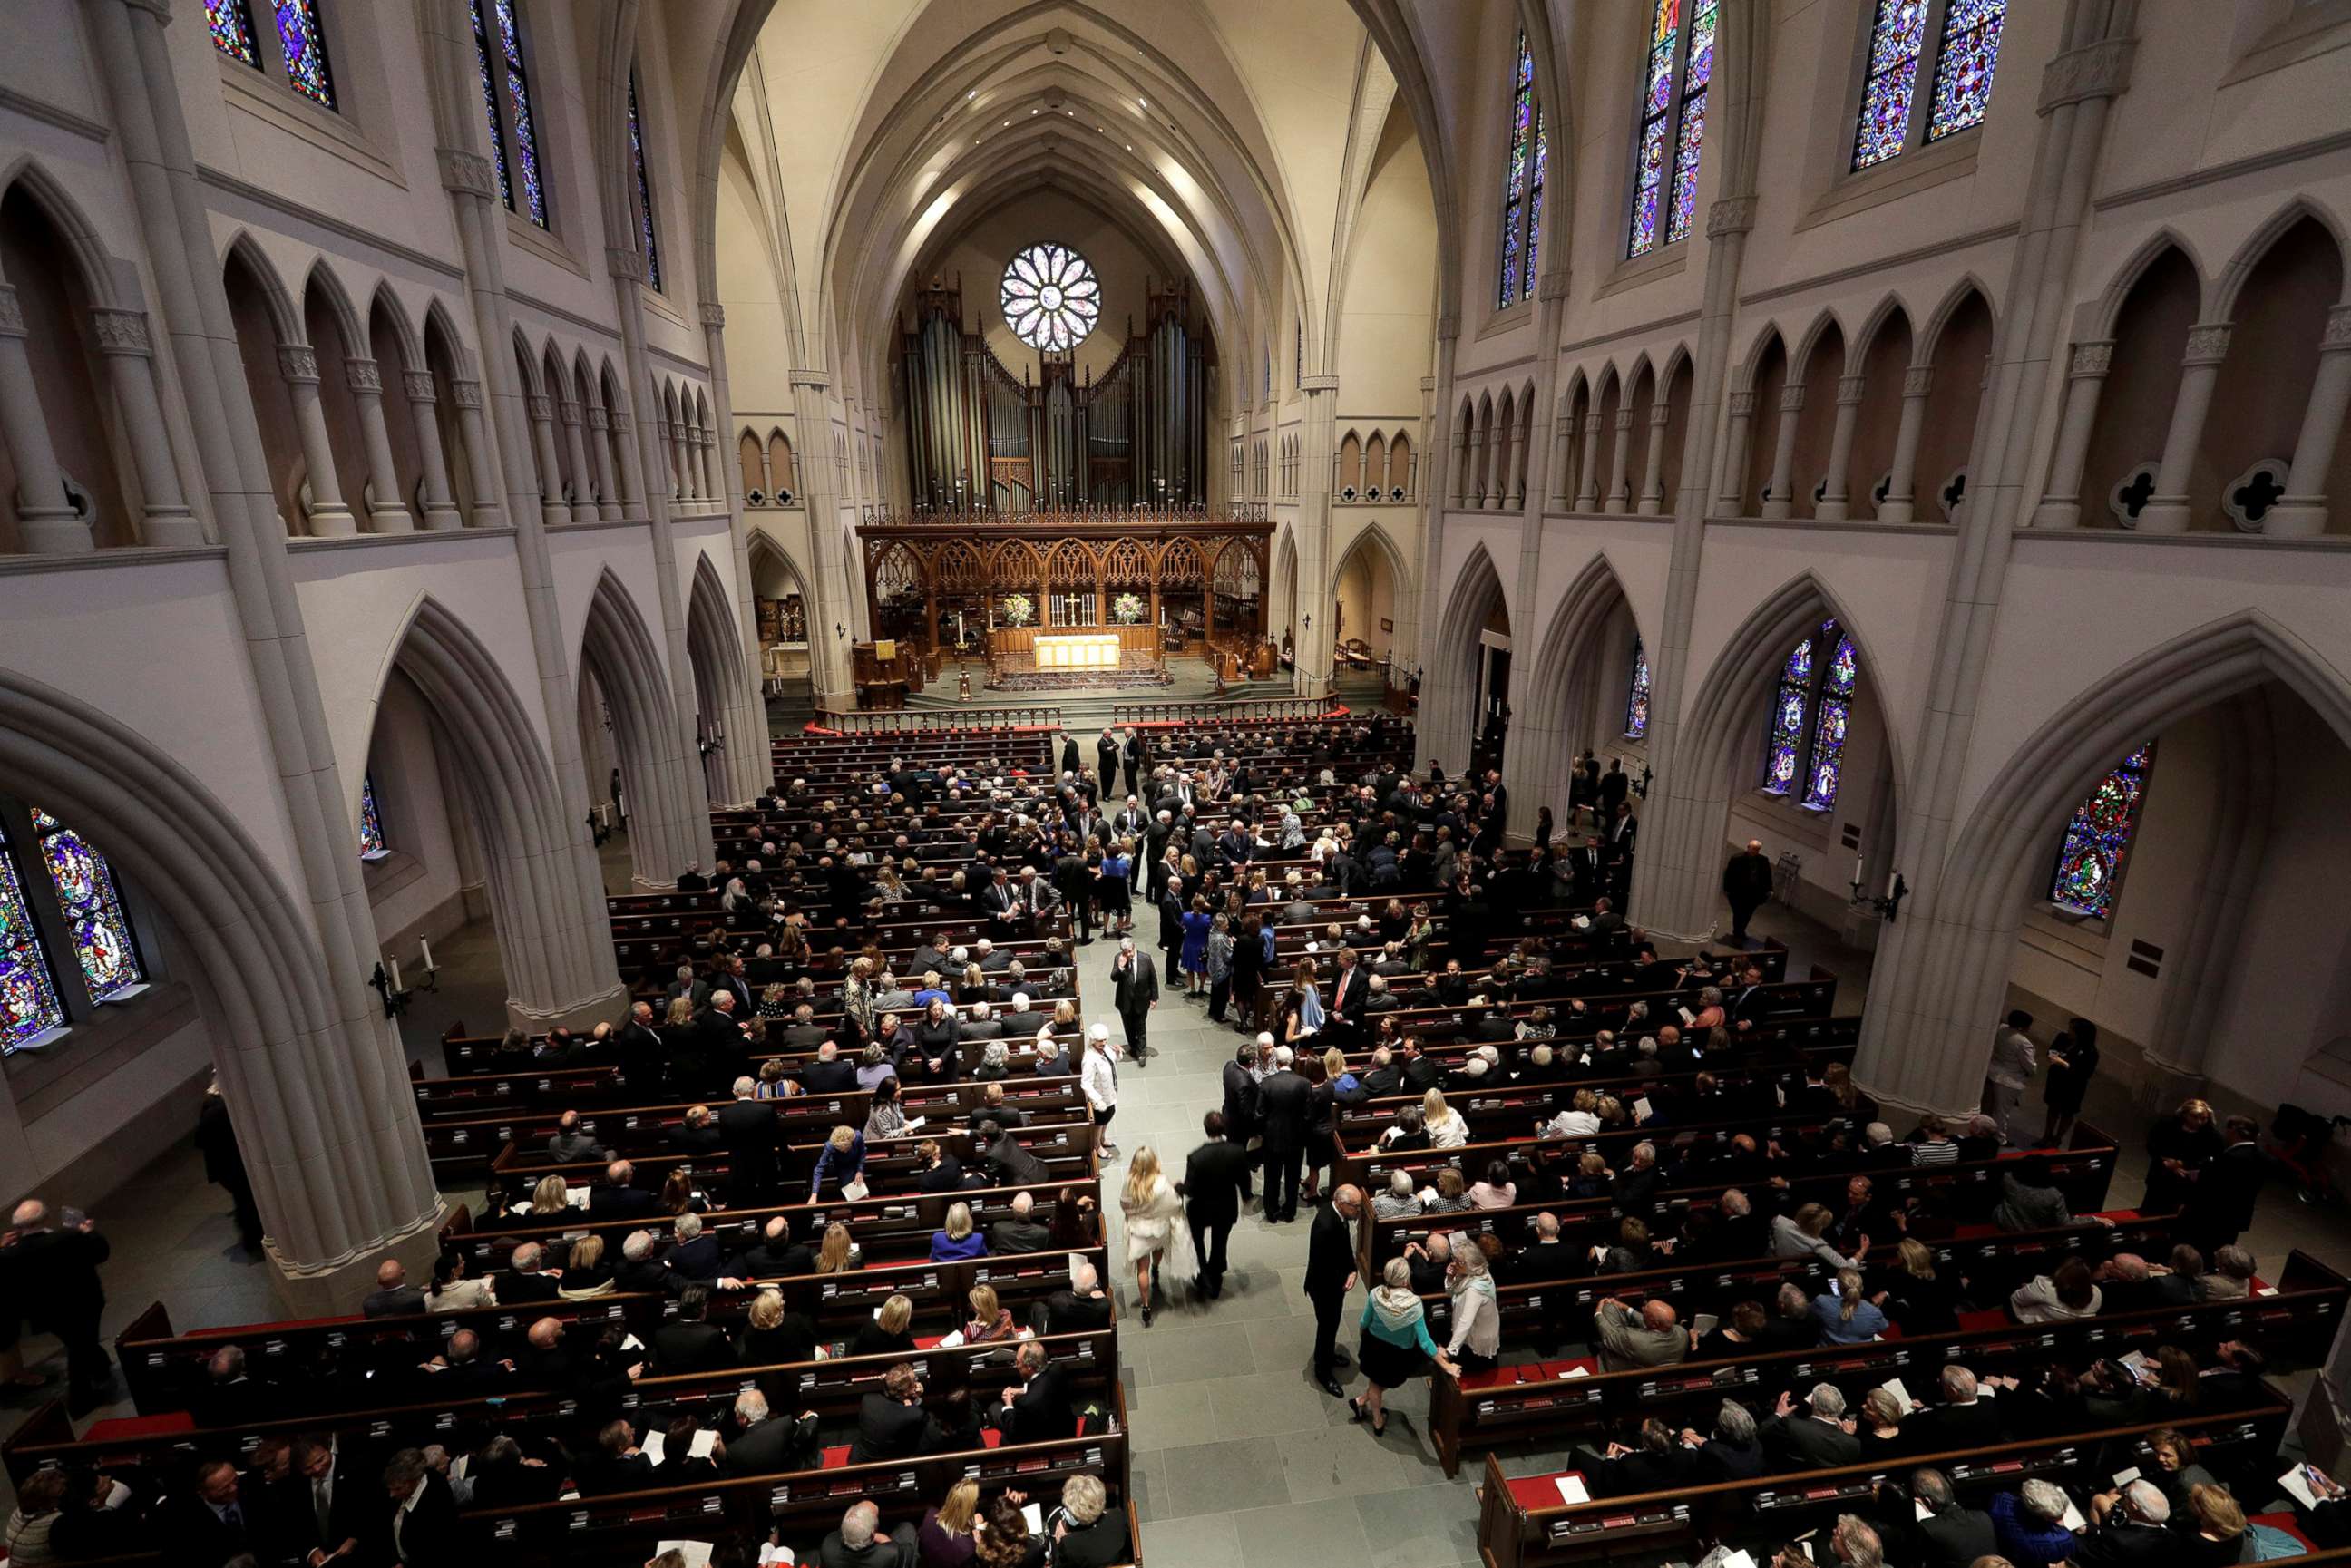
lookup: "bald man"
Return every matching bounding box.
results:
[361,1257,424,1318]
[1723,838,1773,944]
[1594,1292,1689,1372]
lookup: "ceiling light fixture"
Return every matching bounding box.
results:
[967,89,976,99]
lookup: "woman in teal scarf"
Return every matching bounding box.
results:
[1349,1257,1461,1436]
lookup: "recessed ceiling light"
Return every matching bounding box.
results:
[1031,108,1039,115]
[1138,97,1146,107]
[967,90,976,99]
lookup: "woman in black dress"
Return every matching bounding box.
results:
[2039,1017,2100,1147]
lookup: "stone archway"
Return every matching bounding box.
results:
[578,569,704,887]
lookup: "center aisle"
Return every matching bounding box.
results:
[1068,755,1497,1568]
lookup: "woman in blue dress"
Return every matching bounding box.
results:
[1097,840,1134,935]
[1178,894,1214,997]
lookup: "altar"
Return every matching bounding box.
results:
[1034,632,1122,670]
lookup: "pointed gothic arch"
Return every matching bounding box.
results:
[1515,552,1643,822]
[684,552,756,803]
[577,569,697,888]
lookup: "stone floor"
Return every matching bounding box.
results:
[5,795,2348,1560]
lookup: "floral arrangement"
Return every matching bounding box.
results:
[1111,592,1146,625]
[1000,593,1035,627]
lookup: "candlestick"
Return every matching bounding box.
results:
[1852,855,1864,887]
[388,957,402,993]
[1885,870,1899,901]
[420,937,434,972]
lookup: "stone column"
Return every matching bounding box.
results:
[446,378,502,526]
[1293,373,1341,696]
[697,425,719,508]
[1759,383,1804,520]
[525,393,569,527]
[2135,322,2231,534]
[1548,407,1574,508]
[277,345,357,536]
[398,370,463,530]
[2267,304,2351,537]
[1449,419,1469,505]
[0,285,92,553]
[89,307,202,546]
[1574,414,1603,511]
[1881,364,1938,524]
[1636,399,1673,515]
[1814,374,1867,521]
[611,408,649,519]
[586,404,624,521]
[1715,390,1756,511]
[1410,317,1460,775]
[698,299,771,803]
[558,399,598,522]
[1605,406,1636,511]
[790,368,854,702]
[343,357,414,531]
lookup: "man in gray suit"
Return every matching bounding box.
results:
[1111,936,1159,1066]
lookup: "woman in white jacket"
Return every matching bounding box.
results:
[1120,1144,1193,1326]
[1422,1088,1469,1149]
[1081,1023,1120,1159]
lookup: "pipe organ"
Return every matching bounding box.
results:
[900,276,1215,511]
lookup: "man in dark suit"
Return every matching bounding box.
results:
[851,1363,939,1462]
[1097,730,1121,798]
[986,1191,1053,1254]
[776,1004,828,1052]
[1181,1111,1252,1299]
[817,1500,918,1568]
[1722,838,1773,943]
[708,955,756,1018]
[1912,1366,2005,1451]
[1256,1045,1313,1222]
[981,1121,1051,1187]
[498,1242,561,1303]
[991,1339,1073,1443]
[1329,949,1369,1024]
[735,1214,814,1279]
[1891,1469,2000,1568]
[163,1459,267,1568]
[378,1447,462,1566]
[723,1388,822,1475]
[2186,1115,2266,1254]
[575,1418,657,1496]
[800,1041,859,1093]
[1034,1259,1114,1336]
[589,1159,658,1222]
[1221,1039,1262,1202]
[1761,1385,1863,1469]
[980,868,1021,935]
[1110,937,1159,1065]
[2071,1479,2178,1566]
[652,1284,735,1373]
[1574,1417,1697,1497]
[717,1079,780,1203]
[284,1433,376,1566]
[359,1256,424,1319]
[1304,1185,1361,1398]
[615,1001,668,1096]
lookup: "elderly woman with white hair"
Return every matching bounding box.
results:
[1049,1471,1132,1566]
[1990,1475,2087,1565]
[1081,1022,1121,1160]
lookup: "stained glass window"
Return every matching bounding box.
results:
[467,1,514,212]
[1000,245,1100,353]
[628,71,663,290]
[1628,0,1715,258]
[1927,0,2005,143]
[1497,32,1546,307]
[1854,0,2002,171]
[1624,637,1652,739]
[2048,745,2151,920]
[30,808,144,1006]
[0,818,64,1052]
[207,0,262,68]
[493,1,548,227]
[359,774,388,860]
[273,0,336,111]
[1762,618,1862,810]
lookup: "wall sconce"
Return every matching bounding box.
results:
[369,959,412,1020]
[1851,871,1909,923]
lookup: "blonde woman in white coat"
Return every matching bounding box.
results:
[1120,1144,1194,1326]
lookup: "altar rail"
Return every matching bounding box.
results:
[1111,696,1351,724]
[809,706,1063,734]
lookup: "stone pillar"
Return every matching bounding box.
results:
[89,307,203,546]
[2267,305,2351,538]
[398,370,463,530]
[1548,408,1574,508]
[611,408,649,518]
[525,394,569,528]
[698,299,771,803]
[2135,322,2231,534]
[343,357,414,531]
[668,416,691,502]
[1760,383,1804,520]
[1716,390,1756,511]
[1574,414,1603,511]
[277,345,357,536]
[1293,373,1341,696]
[446,378,502,527]
[558,399,598,523]
[1881,364,1939,524]
[1605,406,1635,511]
[790,368,854,703]
[0,286,93,553]
[586,404,624,522]
[1814,374,1867,521]
[697,425,719,508]
[1410,317,1460,776]
[1636,399,1673,515]
[1449,419,1469,505]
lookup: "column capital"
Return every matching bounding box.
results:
[1835,374,1868,406]
[526,393,553,423]
[448,376,483,410]
[1612,407,1636,431]
[1706,196,1757,239]
[586,403,610,431]
[2066,340,2114,379]
[1903,363,1937,397]
[2181,322,2232,366]
[1646,400,1673,428]
[699,302,727,328]
[1298,374,1340,394]
[88,307,153,355]
[2037,36,2135,115]
[789,368,832,392]
[1434,314,1461,344]
[343,355,383,394]
[436,148,499,200]
[1729,391,1759,417]
[0,285,26,338]
[2325,305,2351,351]
[1777,385,1807,414]
[401,369,437,402]
[276,343,320,384]
[558,398,584,427]
[607,247,649,283]
[609,410,634,435]
[1581,414,1605,435]
[1536,270,1573,303]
